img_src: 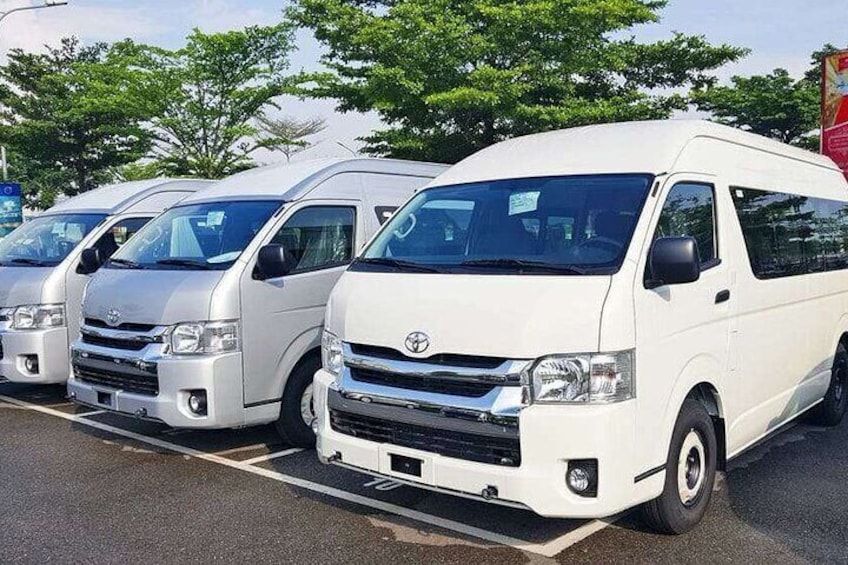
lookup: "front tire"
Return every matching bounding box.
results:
[275,355,320,448]
[810,342,848,427]
[641,399,718,534]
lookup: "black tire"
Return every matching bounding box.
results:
[641,399,718,535]
[275,354,321,448]
[809,342,848,427]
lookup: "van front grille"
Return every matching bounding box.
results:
[81,333,149,351]
[349,343,507,369]
[74,365,159,396]
[329,409,521,467]
[84,318,158,332]
[349,367,497,398]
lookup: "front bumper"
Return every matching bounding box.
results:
[314,369,663,518]
[68,340,247,429]
[0,327,70,384]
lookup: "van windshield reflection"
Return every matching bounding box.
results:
[109,201,281,271]
[355,174,652,275]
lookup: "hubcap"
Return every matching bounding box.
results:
[677,429,706,506]
[834,359,845,403]
[300,383,314,427]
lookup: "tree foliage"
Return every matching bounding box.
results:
[117,25,296,179]
[255,113,327,162]
[692,69,820,149]
[289,0,747,163]
[0,37,153,205]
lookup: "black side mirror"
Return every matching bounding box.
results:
[647,236,700,289]
[254,244,297,280]
[77,248,104,275]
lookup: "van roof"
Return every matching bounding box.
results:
[182,158,449,205]
[44,179,212,216]
[430,120,842,187]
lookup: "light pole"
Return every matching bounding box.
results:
[0,1,68,28]
[0,1,69,179]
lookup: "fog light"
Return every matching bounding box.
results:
[566,459,598,497]
[188,390,207,415]
[24,355,39,374]
[310,417,319,433]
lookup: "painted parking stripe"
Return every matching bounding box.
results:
[241,448,304,465]
[80,410,108,417]
[213,443,275,457]
[0,393,611,557]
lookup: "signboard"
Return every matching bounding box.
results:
[822,50,848,179]
[0,182,23,239]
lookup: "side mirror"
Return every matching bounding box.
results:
[647,236,700,289]
[254,244,297,280]
[77,248,104,275]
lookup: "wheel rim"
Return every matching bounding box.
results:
[834,356,846,403]
[299,383,314,427]
[677,429,706,507]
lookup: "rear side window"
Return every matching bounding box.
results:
[653,183,717,266]
[731,187,848,279]
[270,206,356,274]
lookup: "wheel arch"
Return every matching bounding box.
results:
[272,325,323,401]
[658,354,728,473]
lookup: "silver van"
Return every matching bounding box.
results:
[68,158,447,446]
[0,179,209,385]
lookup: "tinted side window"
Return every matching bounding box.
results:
[270,206,355,274]
[731,187,848,279]
[654,183,717,265]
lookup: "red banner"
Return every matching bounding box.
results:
[822,50,848,179]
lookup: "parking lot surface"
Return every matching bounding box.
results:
[2,381,847,563]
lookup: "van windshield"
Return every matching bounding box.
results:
[356,174,652,275]
[0,213,106,267]
[109,200,280,271]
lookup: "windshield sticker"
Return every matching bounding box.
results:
[206,211,225,227]
[509,191,540,216]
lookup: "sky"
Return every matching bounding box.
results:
[1,0,845,164]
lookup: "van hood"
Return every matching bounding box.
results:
[0,267,54,307]
[83,268,228,326]
[326,271,613,359]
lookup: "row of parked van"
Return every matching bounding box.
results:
[2,120,848,535]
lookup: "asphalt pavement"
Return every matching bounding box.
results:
[1,381,846,564]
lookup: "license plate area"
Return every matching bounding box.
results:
[390,453,422,478]
[97,391,113,407]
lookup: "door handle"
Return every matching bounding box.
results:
[715,289,731,304]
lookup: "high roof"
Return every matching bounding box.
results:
[45,179,211,215]
[430,120,841,188]
[182,158,448,205]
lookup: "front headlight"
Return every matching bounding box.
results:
[321,330,343,377]
[531,350,634,404]
[170,320,239,355]
[11,304,66,330]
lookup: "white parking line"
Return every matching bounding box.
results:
[213,443,274,457]
[0,393,610,557]
[80,410,107,417]
[241,448,304,465]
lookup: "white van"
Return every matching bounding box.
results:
[0,179,209,385]
[67,158,447,446]
[313,121,848,533]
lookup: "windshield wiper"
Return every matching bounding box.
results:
[460,259,590,275]
[9,258,47,266]
[155,258,213,270]
[109,258,143,269]
[355,257,443,273]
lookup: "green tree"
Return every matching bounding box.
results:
[0,37,153,205]
[289,0,746,163]
[694,44,848,151]
[118,25,296,179]
[255,113,327,162]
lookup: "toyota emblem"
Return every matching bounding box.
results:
[404,332,430,354]
[106,308,121,327]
